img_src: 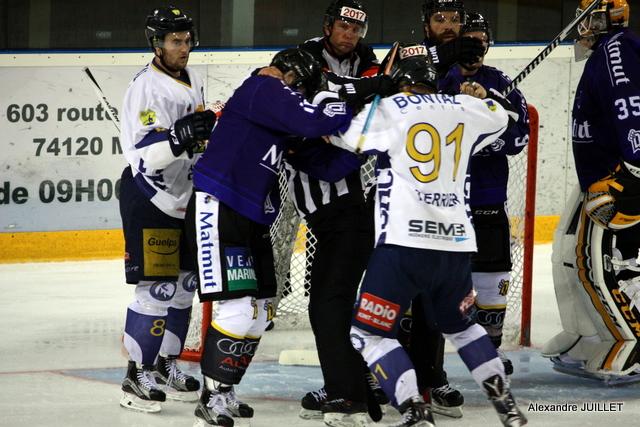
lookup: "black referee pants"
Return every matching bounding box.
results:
[307,201,374,403]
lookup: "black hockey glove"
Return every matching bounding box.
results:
[169,110,216,157]
[338,75,395,111]
[428,37,485,73]
[586,161,640,230]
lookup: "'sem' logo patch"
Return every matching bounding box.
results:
[139,109,157,126]
[485,100,497,112]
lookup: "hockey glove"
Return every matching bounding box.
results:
[428,37,485,73]
[338,75,394,111]
[585,161,640,230]
[169,110,216,157]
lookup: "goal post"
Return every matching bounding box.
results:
[181,103,540,360]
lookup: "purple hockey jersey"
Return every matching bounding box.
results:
[572,29,640,190]
[440,65,530,206]
[193,75,353,224]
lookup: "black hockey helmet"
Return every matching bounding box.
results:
[422,0,466,23]
[462,12,493,51]
[271,48,325,100]
[324,0,369,38]
[390,55,438,91]
[145,6,199,50]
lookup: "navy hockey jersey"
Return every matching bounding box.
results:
[193,76,353,225]
[572,29,640,190]
[440,65,530,206]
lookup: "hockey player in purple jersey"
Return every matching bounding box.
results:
[440,11,530,379]
[542,0,640,384]
[420,0,484,76]
[185,48,384,426]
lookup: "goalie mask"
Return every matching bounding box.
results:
[390,54,438,92]
[271,48,325,101]
[324,0,369,38]
[145,6,199,51]
[577,0,629,37]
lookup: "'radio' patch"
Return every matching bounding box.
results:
[355,293,400,332]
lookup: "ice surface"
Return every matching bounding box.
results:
[1,244,638,426]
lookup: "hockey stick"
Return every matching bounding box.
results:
[82,67,121,133]
[502,0,600,96]
[355,41,400,154]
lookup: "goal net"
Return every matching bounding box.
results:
[181,104,539,361]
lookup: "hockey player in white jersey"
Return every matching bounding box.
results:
[331,54,527,426]
[118,6,216,413]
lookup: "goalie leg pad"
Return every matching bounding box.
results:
[350,326,418,408]
[549,187,640,374]
[548,186,601,344]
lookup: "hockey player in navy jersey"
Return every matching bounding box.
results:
[420,0,484,76]
[332,54,528,427]
[118,6,215,413]
[440,11,530,380]
[542,0,640,384]
[185,48,386,426]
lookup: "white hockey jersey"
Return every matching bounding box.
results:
[332,92,509,252]
[121,62,206,219]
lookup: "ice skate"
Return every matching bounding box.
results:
[430,382,464,418]
[299,387,327,419]
[321,398,368,427]
[497,349,514,376]
[551,353,640,385]
[389,396,435,427]
[120,361,166,413]
[153,354,200,402]
[482,375,527,427]
[365,372,386,422]
[194,387,234,427]
[224,385,254,418]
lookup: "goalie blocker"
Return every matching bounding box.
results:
[542,185,640,379]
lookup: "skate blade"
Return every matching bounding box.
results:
[299,408,323,420]
[323,412,368,427]
[119,392,162,413]
[431,402,463,418]
[553,362,640,386]
[163,388,199,402]
[193,416,237,427]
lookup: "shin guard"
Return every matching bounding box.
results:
[201,325,252,385]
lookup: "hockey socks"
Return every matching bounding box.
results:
[353,331,419,408]
[123,308,166,366]
[201,324,260,385]
[444,324,505,392]
[160,306,192,356]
